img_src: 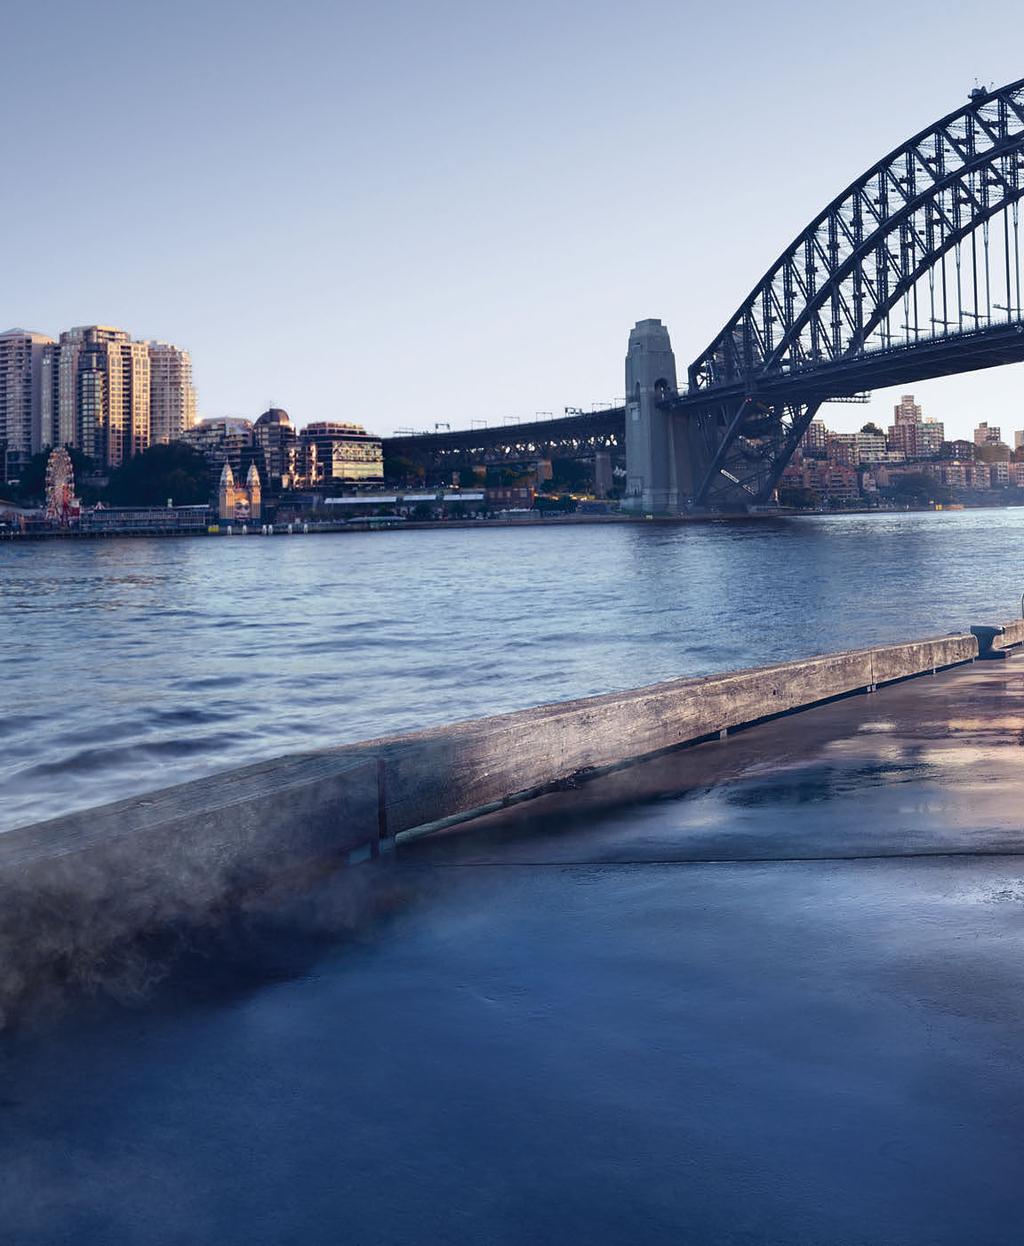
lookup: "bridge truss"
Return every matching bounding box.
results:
[383,407,624,476]
[678,77,1024,508]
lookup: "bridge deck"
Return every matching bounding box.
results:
[674,319,1024,411]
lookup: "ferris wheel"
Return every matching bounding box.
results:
[45,448,76,526]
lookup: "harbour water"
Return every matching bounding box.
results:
[5,512,1024,1245]
[2,508,1023,831]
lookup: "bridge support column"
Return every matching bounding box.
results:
[593,451,612,498]
[622,319,691,514]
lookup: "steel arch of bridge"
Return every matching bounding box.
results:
[678,76,1024,509]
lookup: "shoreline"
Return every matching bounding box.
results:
[1,620,1014,1023]
[4,501,1023,541]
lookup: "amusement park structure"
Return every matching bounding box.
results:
[44,448,80,526]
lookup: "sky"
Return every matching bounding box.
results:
[4,0,1024,441]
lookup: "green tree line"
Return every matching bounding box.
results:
[6,444,212,508]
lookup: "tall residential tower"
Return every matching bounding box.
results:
[41,326,152,468]
[0,328,55,480]
[148,341,197,444]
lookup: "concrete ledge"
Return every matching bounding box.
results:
[0,624,994,1019]
[0,756,381,1023]
[993,618,1024,650]
[366,631,979,837]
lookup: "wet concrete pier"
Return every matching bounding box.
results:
[4,657,1024,1243]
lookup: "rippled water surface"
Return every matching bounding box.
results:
[2,510,1022,830]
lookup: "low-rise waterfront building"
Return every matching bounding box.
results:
[181,417,255,476]
[301,422,383,483]
[218,462,262,521]
[254,408,299,489]
[79,504,211,534]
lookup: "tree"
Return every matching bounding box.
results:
[778,485,820,510]
[976,442,1011,464]
[547,458,591,492]
[6,448,98,504]
[860,422,884,436]
[104,444,211,506]
[534,494,577,514]
[383,454,424,485]
[888,471,951,505]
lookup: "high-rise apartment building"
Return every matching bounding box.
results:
[918,421,945,457]
[147,342,197,444]
[0,328,55,479]
[41,326,151,468]
[826,433,858,467]
[855,431,887,462]
[887,394,943,459]
[892,394,921,424]
[975,421,1003,446]
[799,419,827,457]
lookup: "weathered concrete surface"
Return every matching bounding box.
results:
[6,655,1024,1243]
[412,655,1024,865]
[994,616,1024,649]
[0,625,992,1020]
[4,629,981,870]
[0,756,380,1023]
[372,630,979,837]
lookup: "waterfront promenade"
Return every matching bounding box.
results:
[4,647,1024,1243]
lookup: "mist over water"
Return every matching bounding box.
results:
[2,509,1021,831]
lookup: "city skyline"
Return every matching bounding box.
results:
[3,2,1024,444]
[6,314,1024,448]
[0,324,197,476]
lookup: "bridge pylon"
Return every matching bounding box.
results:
[622,319,695,514]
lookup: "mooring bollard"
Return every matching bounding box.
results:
[970,624,1008,661]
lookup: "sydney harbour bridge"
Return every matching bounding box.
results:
[386,77,1024,512]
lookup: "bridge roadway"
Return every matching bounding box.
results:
[382,318,1024,481]
[5,649,1024,1243]
[671,317,1024,411]
[383,405,625,471]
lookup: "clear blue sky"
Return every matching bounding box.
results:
[4,0,1024,440]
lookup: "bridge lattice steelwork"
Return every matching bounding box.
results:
[384,407,624,475]
[680,77,1024,507]
[386,79,1024,508]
